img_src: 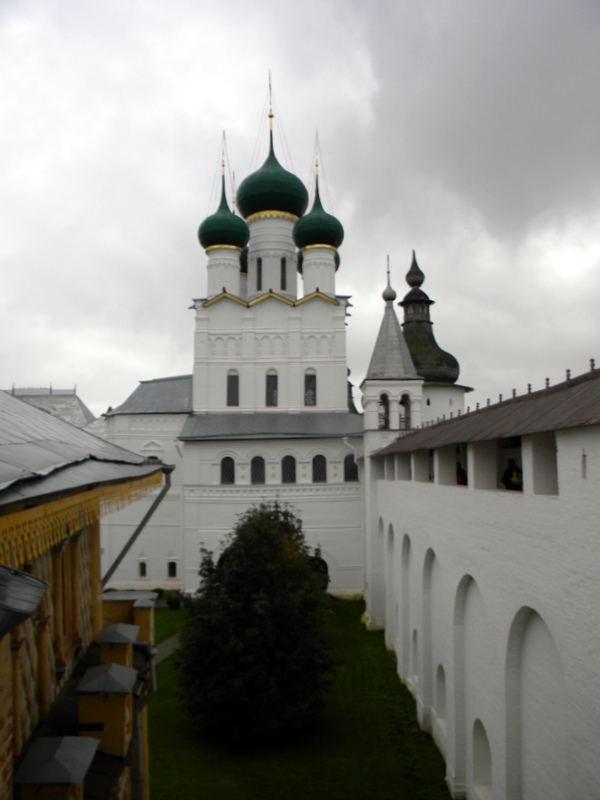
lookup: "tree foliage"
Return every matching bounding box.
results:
[177,502,336,742]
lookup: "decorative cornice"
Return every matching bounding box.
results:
[299,244,337,252]
[248,291,294,307]
[203,291,247,308]
[205,244,243,253]
[186,484,362,500]
[295,291,339,306]
[246,210,299,223]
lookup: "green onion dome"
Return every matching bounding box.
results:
[198,175,249,250]
[236,131,308,220]
[293,177,344,250]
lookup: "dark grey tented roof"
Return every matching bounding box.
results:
[180,412,364,441]
[13,736,99,785]
[0,390,164,507]
[365,300,420,381]
[109,375,192,415]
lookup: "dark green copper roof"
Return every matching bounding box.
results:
[400,251,460,384]
[198,175,249,250]
[236,131,308,219]
[293,177,344,249]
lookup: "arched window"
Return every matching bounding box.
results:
[312,454,327,483]
[344,453,359,482]
[227,371,239,407]
[282,455,296,484]
[304,370,316,406]
[167,561,177,578]
[256,257,262,291]
[138,561,147,578]
[400,393,411,430]
[280,257,287,291]
[266,371,278,407]
[378,393,390,430]
[251,456,265,484]
[220,457,235,485]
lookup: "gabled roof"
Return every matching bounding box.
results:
[364,301,420,382]
[3,387,96,427]
[109,375,192,415]
[377,368,600,455]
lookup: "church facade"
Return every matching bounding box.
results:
[100,109,600,798]
[101,109,465,596]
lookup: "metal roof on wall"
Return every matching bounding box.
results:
[180,411,364,441]
[0,390,165,507]
[377,368,600,455]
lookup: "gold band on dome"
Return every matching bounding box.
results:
[246,210,299,223]
[300,244,337,252]
[205,244,244,252]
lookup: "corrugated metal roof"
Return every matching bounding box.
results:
[109,375,192,415]
[378,368,600,455]
[180,411,364,441]
[0,390,164,507]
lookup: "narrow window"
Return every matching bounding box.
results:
[280,257,287,291]
[312,454,327,483]
[282,455,296,484]
[138,561,147,578]
[220,457,235,485]
[378,393,390,429]
[344,454,359,482]
[400,393,411,430]
[227,372,239,407]
[257,257,262,291]
[304,372,317,406]
[266,371,278,407]
[167,561,177,578]
[251,456,265,484]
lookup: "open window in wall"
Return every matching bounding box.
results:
[304,370,316,406]
[282,455,296,483]
[251,456,265,484]
[498,436,523,491]
[531,432,558,495]
[280,257,287,291]
[378,393,390,430]
[312,454,327,483]
[266,371,278,407]
[400,393,411,430]
[167,561,177,578]
[344,453,359,482]
[227,371,239,407]
[256,257,263,291]
[220,456,235,485]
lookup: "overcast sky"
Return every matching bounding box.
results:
[2,0,599,418]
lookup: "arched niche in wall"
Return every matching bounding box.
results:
[505,607,566,800]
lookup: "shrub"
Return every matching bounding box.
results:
[177,503,336,743]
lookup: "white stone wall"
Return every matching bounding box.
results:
[368,426,600,799]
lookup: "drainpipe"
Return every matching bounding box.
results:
[102,464,174,588]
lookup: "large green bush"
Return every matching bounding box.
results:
[177,503,336,743]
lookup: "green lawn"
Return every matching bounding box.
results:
[149,598,450,800]
[154,606,186,644]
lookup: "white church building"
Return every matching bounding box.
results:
[101,109,600,799]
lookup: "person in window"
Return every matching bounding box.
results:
[501,458,523,491]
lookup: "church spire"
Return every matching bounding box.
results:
[364,259,418,381]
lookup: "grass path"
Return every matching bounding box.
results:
[149,599,450,800]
